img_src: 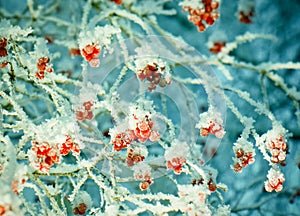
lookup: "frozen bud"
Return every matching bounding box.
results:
[180,0,220,32]
[238,0,255,24]
[232,137,256,172]
[263,126,288,165]
[111,130,134,151]
[72,191,92,215]
[264,168,285,192]
[133,163,153,190]
[81,44,101,62]
[135,57,171,92]
[196,108,225,139]
[165,140,189,175]
[89,58,100,67]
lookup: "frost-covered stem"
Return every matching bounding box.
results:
[20,194,37,216]
[89,10,114,27]
[38,84,67,115]
[43,0,61,15]
[173,76,204,85]
[224,87,276,122]
[24,182,48,215]
[108,65,129,97]
[111,17,129,61]
[156,113,176,140]
[0,105,2,136]
[50,76,82,86]
[78,135,104,145]
[86,168,107,207]
[40,15,73,26]
[220,32,276,55]
[266,72,300,101]
[294,101,300,127]
[32,174,65,216]
[51,83,75,102]
[68,173,89,202]
[80,0,92,31]
[260,73,269,109]
[34,170,79,177]
[114,10,152,34]
[125,197,177,215]
[131,193,177,201]
[221,92,246,125]
[187,160,208,180]
[27,0,36,19]
[17,133,31,154]
[81,63,88,85]
[0,135,17,183]
[0,90,30,123]
[219,59,300,102]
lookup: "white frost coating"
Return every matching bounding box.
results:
[78,25,121,50]
[32,117,80,146]
[233,137,256,155]
[215,205,231,216]
[238,0,255,13]
[165,140,189,161]
[0,19,33,39]
[179,0,204,8]
[173,184,212,216]
[196,107,223,129]
[73,191,93,210]
[264,167,285,192]
[0,185,24,216]
[133,162,151,180]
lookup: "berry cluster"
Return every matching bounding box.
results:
[126,148,145,167]
[267,136,287,165]
[137,62,171,92]
[30,135,79,173]
[264,168,285,192]
[69,48,81,56]
[110,0,122,4]
[76,101,94,121]
[132,114,160,143]
[81,44,101,67]
[166,157,187,175]
[191,177,217,192]
[30,141,60,173]
[139,174,153,191]
[11,178,26,195]
[0,38,7,57]
[177,184,211,215]
[73,203,87,215]
[0,205,6,216]
[133,163,154,191]
[112,130,134,151]
[239,8,254,24]
[165,141,189,175]
[35,57,53,79]
[182,0,220,32]
[200,120,225,138]
[111,115,160,151]
[209,41,226,54]
[196,108,225,139]
[232,148,255,173]
[238,0,255,24]
[0,38,8,68]
[60,135,80,156]
[136,171,153,191]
